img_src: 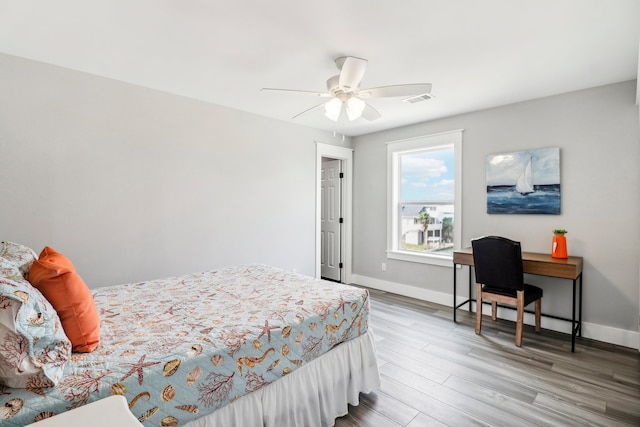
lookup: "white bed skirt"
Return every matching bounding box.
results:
[184,329,380,427]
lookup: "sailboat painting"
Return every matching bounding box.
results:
[486,147,560,214]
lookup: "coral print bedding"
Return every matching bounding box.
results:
[1,263,370,426]
[0,242,72,391]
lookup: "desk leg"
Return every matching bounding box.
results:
[571,277,577,352]
[453,263,457,323]
[578,273,583,337]
[468,267,473,313]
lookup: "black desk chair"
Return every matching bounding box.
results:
[472,236,543,347]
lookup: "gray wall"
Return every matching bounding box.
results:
[353,81,640,345]
[0,53,350,287]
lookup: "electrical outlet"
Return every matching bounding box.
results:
[381,262,386,272]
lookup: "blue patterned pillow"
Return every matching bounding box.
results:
[0,241,38,279]
[0,274,72,389]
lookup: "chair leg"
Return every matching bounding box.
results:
[491,301,497,321]
[515,290,524,347]
[475,283,482,335]
[535,299,541,333]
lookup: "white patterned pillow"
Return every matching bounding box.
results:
[0,241,38,279]
[0,276,71,389]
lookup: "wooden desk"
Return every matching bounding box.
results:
[453,247,583,352]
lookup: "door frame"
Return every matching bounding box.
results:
[315,142,353,284]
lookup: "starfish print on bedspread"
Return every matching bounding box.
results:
[267,308,292,322]
[120,355,161,385]
[335,296,349,314]
[255,320,280,342]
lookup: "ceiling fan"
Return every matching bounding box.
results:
[261,56,432,122]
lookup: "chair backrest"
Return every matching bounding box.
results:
[471,236,524,291]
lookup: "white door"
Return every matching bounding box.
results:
[321,158,342,281]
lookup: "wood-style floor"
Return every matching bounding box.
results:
[336,288,640,427]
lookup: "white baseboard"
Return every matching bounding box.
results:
[352,274,640,350]
[353,274,454,307]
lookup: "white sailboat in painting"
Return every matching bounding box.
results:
[515,157,534,195]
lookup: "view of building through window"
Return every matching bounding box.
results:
[399,147,454,255]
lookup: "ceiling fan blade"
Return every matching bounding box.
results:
[338,56,368,90]
[359,83,432,98]
[361,103,382,121]
[292,102,327,119]
[261,88,331,97]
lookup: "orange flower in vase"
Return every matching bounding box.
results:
[551,229,568,259]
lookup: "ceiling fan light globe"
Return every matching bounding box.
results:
[324,98,342,122]
[346,97,365,120]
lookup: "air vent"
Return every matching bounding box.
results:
[403,93,432,104]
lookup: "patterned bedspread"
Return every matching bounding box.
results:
[1,264,370,426]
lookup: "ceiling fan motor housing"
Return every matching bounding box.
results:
[326,75,345,96]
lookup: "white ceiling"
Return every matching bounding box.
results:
[1,0,638,136]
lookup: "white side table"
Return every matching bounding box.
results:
[25,395,143,427]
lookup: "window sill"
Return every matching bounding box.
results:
[386,250,453,267]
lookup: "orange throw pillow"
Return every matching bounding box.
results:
[28,247,100,352]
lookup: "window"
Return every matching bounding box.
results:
[387,130,462,267]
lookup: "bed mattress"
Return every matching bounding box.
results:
[2,264,371,426]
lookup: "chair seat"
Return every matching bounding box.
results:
[481,283,543,306]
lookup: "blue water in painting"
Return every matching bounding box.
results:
[487,184,560,214]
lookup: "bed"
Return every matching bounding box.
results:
[1,258,379,427]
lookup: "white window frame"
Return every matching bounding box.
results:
[386,130,463,267]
